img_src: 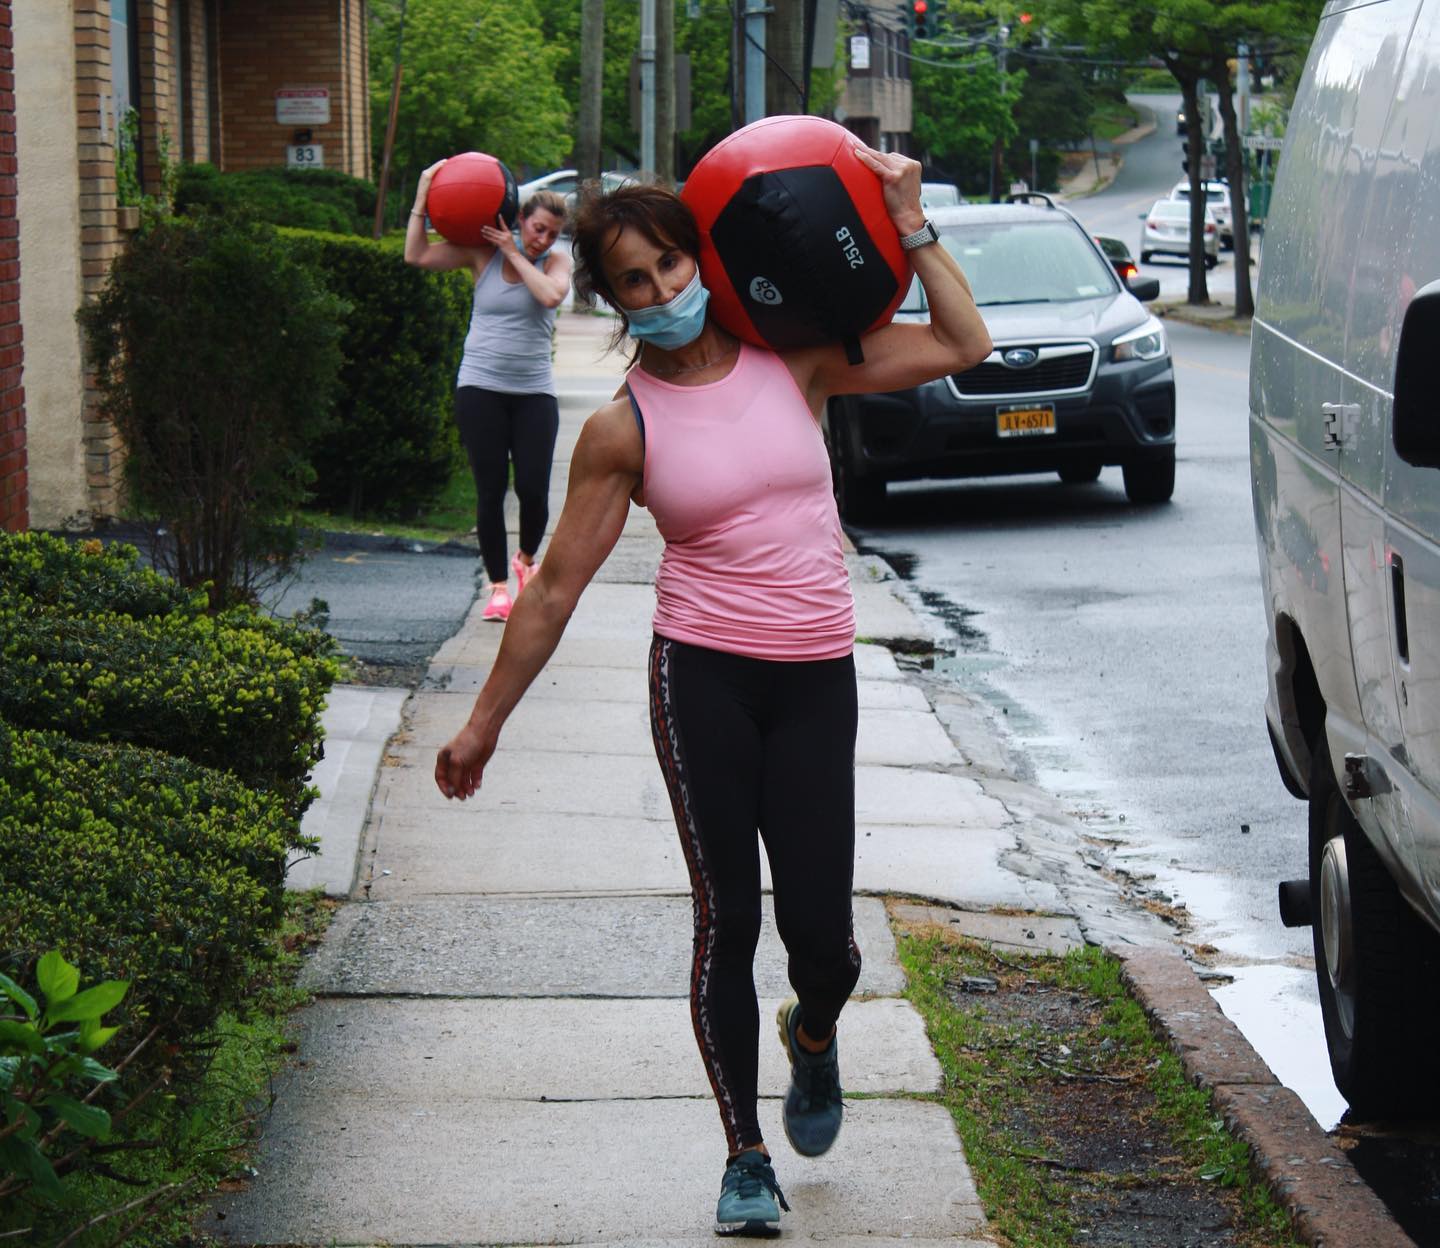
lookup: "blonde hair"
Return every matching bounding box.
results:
[522,190,569,227]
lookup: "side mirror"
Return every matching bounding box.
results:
[1393,279,1440,468]
[1127,275,1161,302]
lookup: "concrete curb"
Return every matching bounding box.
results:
[1153,299,1253,337]
[1114,946,1415,1247]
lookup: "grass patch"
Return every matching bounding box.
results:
[300,461,478,545]
[12,892,337,1247]
[893,914,1299,1247]
[1092,103,1142,141]
[1129,67,1180,92]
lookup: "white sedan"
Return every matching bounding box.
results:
[1140,199,1219,267]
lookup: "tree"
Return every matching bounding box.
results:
[370,0,571,220]
[912,48,1025,194]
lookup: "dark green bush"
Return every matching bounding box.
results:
[283,229,472,517]
[175,162,378,234]
[0,718,293,1060]
[76,214,347,608]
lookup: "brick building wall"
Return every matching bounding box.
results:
[74,0,126,519]
[217,0,370,179]
[0,0,25,532]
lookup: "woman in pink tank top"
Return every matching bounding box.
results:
[434,150,992,1235]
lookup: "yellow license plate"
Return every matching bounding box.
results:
[996,404,1056,437]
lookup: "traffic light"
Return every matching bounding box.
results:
[895,0,913,35]
[1019,11,1033,23]
[913,0,931,37]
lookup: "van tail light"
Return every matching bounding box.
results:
[1204,223,1216,235]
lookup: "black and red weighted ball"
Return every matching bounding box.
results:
[426,152,519,247]
[680,115,911,355]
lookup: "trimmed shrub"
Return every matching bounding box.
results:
[0,531,197,620]
[283,229,472,517]
[76,214,347,608]
[175,162,378,234]
[0,718,292,1061]
[0,605,337,822]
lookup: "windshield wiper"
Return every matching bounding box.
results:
[979,298,1054,306]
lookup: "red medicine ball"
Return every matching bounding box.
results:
[426,152,519,247]
[680,116,911,355]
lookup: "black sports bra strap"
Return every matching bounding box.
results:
[625,382,646,451]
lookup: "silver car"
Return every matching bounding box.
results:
[1140,199,1219,267]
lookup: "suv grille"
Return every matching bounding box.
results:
[952,344,1095,397]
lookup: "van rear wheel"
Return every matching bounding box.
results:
[1309,748,1440,1117]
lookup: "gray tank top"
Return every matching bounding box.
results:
[455,250,562,396]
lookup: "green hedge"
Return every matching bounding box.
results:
[175,162,378,234]
[0,718,292,1058]
[282,229,472,517]
[0,531,196,619]
[0,533,339,821]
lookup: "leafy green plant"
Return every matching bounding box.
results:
[0,953,128,1206]
[76,214,347,608]
[114,110,141,209]
[283,229,471,517]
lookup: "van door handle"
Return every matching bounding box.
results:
[1321,402,1359,449]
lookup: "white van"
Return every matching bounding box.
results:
[1251,0,1440,1117]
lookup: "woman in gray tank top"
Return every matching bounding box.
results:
[405,161,573,622]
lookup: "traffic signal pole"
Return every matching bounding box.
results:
[640,0,656,171]
[745,0,768,123]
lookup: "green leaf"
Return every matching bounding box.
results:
[0,1020,45,1056]
[78,1018,122,1054]
[45,980,129,1024]
[0,972,37,1021]
[36,952,80,1006]
[0,1134,63,1199]
[74,1057,121,1085]
[44,1094,111,1140]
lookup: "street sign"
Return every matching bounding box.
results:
[286,143,324,169]
[1243,134,1284,151]
[850,34,871,70]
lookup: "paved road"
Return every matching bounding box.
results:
[849,101,1345,1128]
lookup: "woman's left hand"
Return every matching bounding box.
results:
[479,214,521,257]
[852,145,925,238]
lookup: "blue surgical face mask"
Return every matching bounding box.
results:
[626,270,710,349]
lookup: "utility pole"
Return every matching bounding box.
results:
[577,0,604,187]
[640,0,657,171]
[657,0,676,183]
[372,0,408,238]
[767,0,805,115]
[1236,41,1249,137]
[745,0,767,124]
[989,24,1009,201]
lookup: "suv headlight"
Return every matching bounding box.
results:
[1112,317,1167,362]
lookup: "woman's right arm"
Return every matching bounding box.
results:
[434,401,643,800]
[404,158,487,272]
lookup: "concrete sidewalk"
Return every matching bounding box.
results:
[208,314,1095,1245]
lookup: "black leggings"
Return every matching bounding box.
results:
[454,386,560,584]
[648,635,862,1155]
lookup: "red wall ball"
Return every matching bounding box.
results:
[680,116,911,353]
[426,152,519,247]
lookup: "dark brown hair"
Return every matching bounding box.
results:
[572,183,700,334]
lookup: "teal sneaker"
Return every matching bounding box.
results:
[776,998,844,1157]
[715,1148,788,1236]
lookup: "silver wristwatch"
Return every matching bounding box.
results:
[899,219,940,251]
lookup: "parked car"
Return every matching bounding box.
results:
[920,181,964,209]
[1250,0,1440,1118]
[1093,234,1139,284]
[1176,107,1186,134]
[515,168,636,213]
[1140,198,1219,267]
[823,194,1173,520]
[1169,177,1234,247]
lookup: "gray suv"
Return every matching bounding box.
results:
[824,196,1176,520]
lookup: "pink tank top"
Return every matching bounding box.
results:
[627,343,855,661]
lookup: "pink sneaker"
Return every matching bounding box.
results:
[481,583,511,622]
[511,553,539,595]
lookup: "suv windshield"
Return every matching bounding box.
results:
[928,220,1118,306]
